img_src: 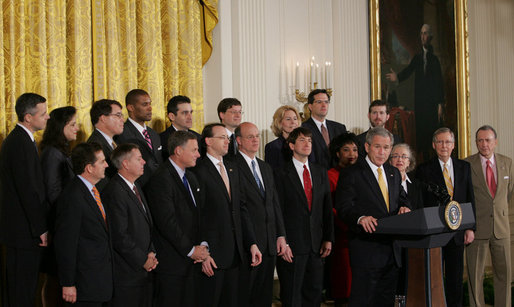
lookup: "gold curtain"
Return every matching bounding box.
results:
[0,0,218,142]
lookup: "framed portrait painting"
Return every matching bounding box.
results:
[369,0,470,162]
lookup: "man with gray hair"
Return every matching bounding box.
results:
[416,127,475,307]
[102,143,157,307]
[386,24,444,158]
[465,125,513,307]
[336,127,411,306]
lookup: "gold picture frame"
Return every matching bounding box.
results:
[369,0,470,159]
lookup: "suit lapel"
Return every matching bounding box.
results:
[237,154,264,199]
[384,165,398,213]
[361,160,389,213]
[81,182,108,231]
[114,175,152,225]
[203,158,231,201]
[126,121,154,156]
[166,161,197,210]
[495,155,507,198]
[285,161,310,212]
[306,118,327,151]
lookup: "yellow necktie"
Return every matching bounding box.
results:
[443,163,453,198]
[377,168,389,212]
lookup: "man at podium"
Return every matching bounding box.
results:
[335,127,411,306]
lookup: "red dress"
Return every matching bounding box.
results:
[327,167,352,299]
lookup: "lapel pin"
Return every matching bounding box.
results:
[197,188,200,192]
[229,168,233,172]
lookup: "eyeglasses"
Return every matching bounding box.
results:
[313,100,330,104]
[226,110,244,115]
[210,135,230,141]
[391,154,410,160]
[108,112,123,119]
[434,140,454,146]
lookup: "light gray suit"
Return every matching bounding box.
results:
[465,153,514,307]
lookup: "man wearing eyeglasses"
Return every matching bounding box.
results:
[233,122,287,306]
[416,127,475,307]
[302,89,346,169]
[217,98,243,157]
[88,99,125,191]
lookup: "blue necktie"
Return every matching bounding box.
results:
[182,174,196,206]
[251,160,265,197]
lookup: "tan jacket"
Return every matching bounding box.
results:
[465,153,514,239]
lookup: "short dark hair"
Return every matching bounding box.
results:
[329,132,359,164]
[40,106,77,155]
[168,131,197,156]
[475,125,497,139]
[368,99,390,114]
[201,122,226,139]
[217,98,241,121]
[167,95,191,115]
[307,89,330,105]
[71,142,103,175]
[90,99,122,126]
[125,89,149,107]
[287,127,312,145]
[15,93,46,122]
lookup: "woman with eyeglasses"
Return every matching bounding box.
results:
[264,105,301,170]
[326,132,359,306]
[40,106,79,306]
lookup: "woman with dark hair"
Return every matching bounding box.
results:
[264,105,300,170]
[40,106,78,306]
[327,132,359,306]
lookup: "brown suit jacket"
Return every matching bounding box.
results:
[465,153,514,239]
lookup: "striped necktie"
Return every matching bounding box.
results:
[142,129,153,149]
[92,186,106,222]
[443,163,453,199]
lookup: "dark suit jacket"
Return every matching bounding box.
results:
[335,158,410,268]
[191,157,255,269]
[356,129,403,158]
[54,176,113,302]
[0,125,48,248]
[87,129,116,191]
[102,174,154,286]
[41,146,74,205]
[115,120,163,186]
[302,118,346,169]
[159,126,201,159]
[274,160,334,255]
[144,159,202,275]
[234,153,286,256]
[416,157,476,245]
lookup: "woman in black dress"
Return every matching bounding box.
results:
[264,105,300,170]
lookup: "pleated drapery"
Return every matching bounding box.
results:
[0,0,218,141]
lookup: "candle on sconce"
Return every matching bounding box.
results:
[315,64,320,88]
[295,62,300,89]
[310,61,314,90]
[326,61,332,89]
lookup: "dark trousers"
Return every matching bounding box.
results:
[111,280,152,307]
[443,239,464,307]
[238,254,276,307]
[65,302,109,307]
[5,247,41,307]
[276,252,324,307]
[153,269,194,307]
[196,265,240,307]
[349,261,399,307]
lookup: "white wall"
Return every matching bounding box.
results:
[204,0,514,160]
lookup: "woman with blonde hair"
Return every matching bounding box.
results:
[264,105,300,170]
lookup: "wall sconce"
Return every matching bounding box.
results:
[295,57,333,103]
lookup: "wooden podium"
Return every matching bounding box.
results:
[374,203,475,306]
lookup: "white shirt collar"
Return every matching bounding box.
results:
[225,127,233,137]
[117,173,135,191]
[310,116,327,132]
[96,128,115,149]
[16,123,34,142]
[128,117,147,135]
[169,157,186,179]
[479,153,496,167]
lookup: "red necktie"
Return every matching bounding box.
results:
[486,160,496,198]
[303,165,312,211]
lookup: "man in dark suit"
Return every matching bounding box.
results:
[54,142,113,306]
[101,144,157,307]
[159,95,201,159]
[87,99,124,191]
[356,100,402,157]
[416,127,475,307]
[145,131,208,306]
[274,127,334,307]
[302,89,346,169]
[335,127,411,306]
[0,93,50,306]
[115,89,163,186]
[233,122,288,306]
[386,24,444,159]
[217,98,242,157]
[192,123,261,307]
